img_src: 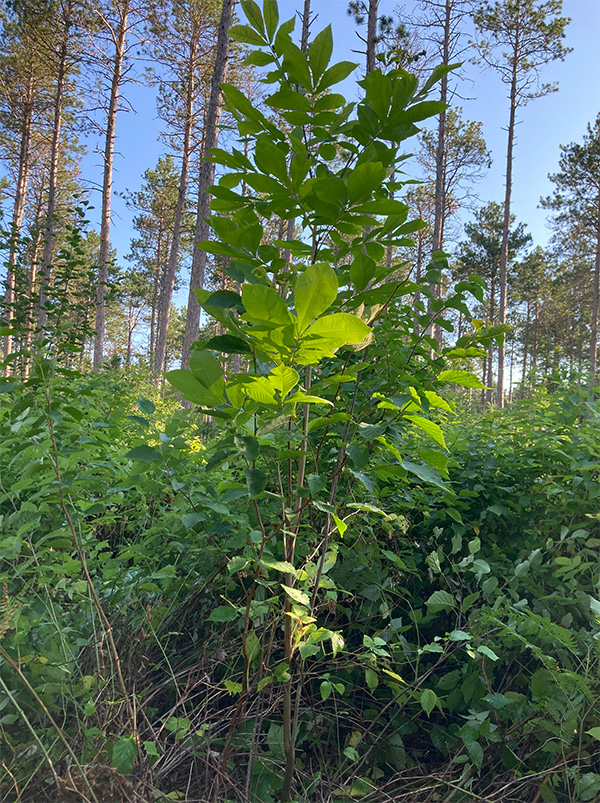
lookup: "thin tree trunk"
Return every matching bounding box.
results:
[486,274,495,405]
[127,303,133,367]
[431,0,450,351]
[300,0,311,50]
[149,226,163,356]
[38,1,72,331]
[496,21,520,408]
[153,25,198,381]
[532,298,539,369]
[3,73,35,373]
[366,0,378,74]
[520,299,529,397]
[590,199,600,379]
[181,0,235,369]
[23,181,46,378]
[94,0,130,371]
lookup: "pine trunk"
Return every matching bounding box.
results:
[181,0,235,369]
[153,26,198,381]
[93,0,129,371]
[496,23,520,408]
[3,72,34,373]
[431,0,451,350]
[38,2,71,331]
[590,199,600,378]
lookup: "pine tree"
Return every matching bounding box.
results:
[542,115,600,378]
[148,0,221,381]
[474,0,570,406]
[181,0,236,368]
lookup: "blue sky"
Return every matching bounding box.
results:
[81,0,600,276]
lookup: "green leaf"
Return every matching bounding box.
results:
[365,668,378,692]
[349,253,376,293]
[295,263,338,333]
[585,727,600,740]
[269,365,299,397]
[204,335,252,355]
[167,369,219,406]
[467,740,484,769]
[112,735,137,775]
[282,584,310,607]
[242,284,291,325]
[190,350,225,402]
[263,0,279,39]
[347,162,387,204]
[402,459,449,491]
[245,467,267,496]
[420,689,438,717]
[320,680,332,701]
[125,445,162,463]
[425,589,456,613]
[308,25,333,79]
[137,397,155,415]
[229,24,266,46]
[317,60,357,91]
[405,415,447,450]
[286,392,333,406]
[225,680,243,694]
[245,629,261,664]
[261,559,296,575]
[304,312,371,348]
[241,0,265,33]
[438,369,486,389]
[208,605,238,623]
[422,389,452,412]
[477,645,499,661]
[143,740,160,758]
[343,745,360,762]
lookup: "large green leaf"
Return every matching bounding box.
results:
[304,312,371,346]
[347,162,386,204]
[242,284,291,325]
[294,263,337,333]
[166,369,223,407]
[125,445,162,463]
[317,60,357,91]
[425,589,456,613]
[112,735,137,775]
[245,467,267,496]
[263,0,279,39]
[307,25,333,80]
[269,365,299,397]
[405,415,447,450]
[203,334,252,354]
[189,350,225,402]
[229,23,266,46]
[438,369,487,389]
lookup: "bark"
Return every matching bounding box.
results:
[3,72,34,374]
[149,225,163,356]
[300,0,311,51]
[590,199,600,378]
[520,299,529,397]
[366,0,378,74]
[93,0,130,371]
[153,24,198,381]
[181,0,235,369]
[23,178,46,378]
[431,0,451,350]
[532,298,539,369]
[38,1,72,331]
[496,18,520,408]
[486,273,495,405]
